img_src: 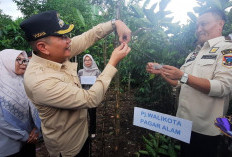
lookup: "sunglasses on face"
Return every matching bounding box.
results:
[16,57,29,65]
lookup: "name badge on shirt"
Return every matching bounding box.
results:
[201,55,217,60]
[80,76,96,85]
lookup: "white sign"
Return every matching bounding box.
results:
[80,76,96,85]
[133,107,192,143]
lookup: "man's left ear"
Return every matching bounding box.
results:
[36,41,50,56]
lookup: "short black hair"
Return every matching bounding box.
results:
[199,8,226,22]
[26,51,32,57]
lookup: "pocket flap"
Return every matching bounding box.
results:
[198,59,215,66]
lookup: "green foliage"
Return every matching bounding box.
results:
[194,0,232,12]
[136,133,180,157]
[13,0,43,18]
[0,10,29,50]
[120,0,185,112]
[224,8,232,36]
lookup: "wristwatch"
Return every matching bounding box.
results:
[111,19,116,30]
[180,73,188,84]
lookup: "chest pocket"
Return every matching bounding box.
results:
[198,54,218,66]
[182,61,193,67]
[196,58,217,79]
[198,59,216,66]
[181,60,194,73]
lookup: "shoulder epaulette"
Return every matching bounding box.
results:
[221,49,232,55]
[225,40,232,43]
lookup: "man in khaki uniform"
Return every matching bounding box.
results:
[20,10,131,157]
[146,8,232,157]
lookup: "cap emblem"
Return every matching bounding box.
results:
[57,13,64,28]
[58,18,64,28]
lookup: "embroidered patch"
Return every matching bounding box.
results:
[186,52,198,63]
[221,49,232,55]
[222,55,232,67]
[201,55,217,60]
[209,47,219,53]
[186,58,195,63]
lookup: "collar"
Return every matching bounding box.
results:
[31,53,78,72]
[205,36,225,48]
[31,53,63,71]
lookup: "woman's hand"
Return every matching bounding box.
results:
[27,128,39,144]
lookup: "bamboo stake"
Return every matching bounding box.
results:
[114,0,121,153]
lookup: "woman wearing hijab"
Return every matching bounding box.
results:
[78,54,101,139]
[0,49,41,157]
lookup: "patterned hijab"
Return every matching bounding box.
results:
[0,49,40,132]
[82,54,99,76]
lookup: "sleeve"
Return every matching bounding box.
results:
[33,64,117,109]
[70,21,113,58]
[208,52,232,97]
[0,106,29,142]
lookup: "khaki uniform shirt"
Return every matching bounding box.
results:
[24,22,117,157]
[177,36,232,136]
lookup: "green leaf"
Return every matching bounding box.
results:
[160,144,168,150]
[159,135,168,143]
[157,147,169,155]
[142,136,153,147]
[75,9,86,27]
[187,12,197,23]
[131,5,144,18]
[174,145,181,150]
[138,150,149,155]
[149,74,155,80]
[153,139,158,149]
[159,0,171,11]
[148,133,156,140]
[143,0,151,9]
[134,152,140,157]
[146,144,157,157]
[168,143,177,157]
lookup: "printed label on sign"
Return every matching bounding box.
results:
[133,107,192,143]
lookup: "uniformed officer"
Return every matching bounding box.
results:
[146,8,232,157]
[20,10,131,157]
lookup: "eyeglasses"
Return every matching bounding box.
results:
[16,58,29,65]
[84,60,92,62]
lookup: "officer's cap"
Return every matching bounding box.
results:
[20,10,74,41]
